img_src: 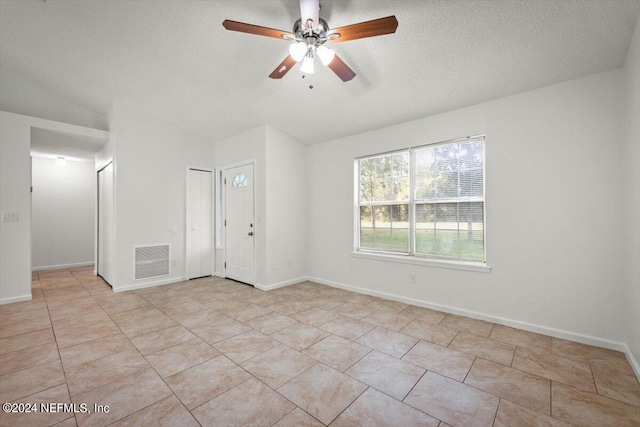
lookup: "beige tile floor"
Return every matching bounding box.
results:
[1,266,639,426]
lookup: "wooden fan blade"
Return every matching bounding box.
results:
[327,54,356,82]
[269,55,297,79]
[328,16,398,43]
[222,20,294,40]
[300,0,320,29]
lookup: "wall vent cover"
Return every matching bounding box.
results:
[135,245,170,280]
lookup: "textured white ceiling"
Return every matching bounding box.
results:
[30,128,108,162]
[1,0,639,145]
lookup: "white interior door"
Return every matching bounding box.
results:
[187,169,213,279]
[97,162,114,285]
[225,164,255,284]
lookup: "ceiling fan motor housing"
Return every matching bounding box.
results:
[222,10,398,81]
[292,17,330,48]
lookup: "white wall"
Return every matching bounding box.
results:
[213,124,307,289]
[265,126,307,286]
[623,17,640,370]
[0,111,108,304]
[106,101,215,292]
[0,112,32,303]
[307,69,625,348]
[31,157,95,269]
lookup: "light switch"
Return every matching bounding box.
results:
[2,212,19,222]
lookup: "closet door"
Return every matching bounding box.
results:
[187,168,213,279]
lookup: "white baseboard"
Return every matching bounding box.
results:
[621,343,640,381]
[255,276,308,291]
[32,261,94,271]
[0,294,33,305]
[307,276,631,355]
[113,276,187,293]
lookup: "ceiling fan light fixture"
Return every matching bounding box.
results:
[316,45,335,66]
[223,5,398,82]
[300,54,315,74]
[289,42,307,62]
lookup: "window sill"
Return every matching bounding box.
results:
[351,251,492,273]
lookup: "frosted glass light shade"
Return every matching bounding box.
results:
[300,55,315,74]
[289,42,307,62]
[316,45,335,66]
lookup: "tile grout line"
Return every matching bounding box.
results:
[338,346,375,373]
[107,280,240,425]
[4,315,74,426]
[69,281,180,425]
[40,274,78,425]
[9,269,640,426]
[266,404,298,427]
[461,356,477,383]
[400,369,449,424]
[41,272,84,427]
[491,397,502,427]
[549,379,553,419]
[324,384,370,426]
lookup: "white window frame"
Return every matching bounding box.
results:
[354,135,491,273]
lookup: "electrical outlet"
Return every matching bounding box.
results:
[2,212,18,222]
[171,259,177,267]
[409,273,416,283]
[286,261,292,268]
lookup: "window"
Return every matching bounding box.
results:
[231,173,247,187]
[356,136,485,263]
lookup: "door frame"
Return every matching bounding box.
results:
[96,159,114,284]
[219,159,257,284]
[185,165,215,280]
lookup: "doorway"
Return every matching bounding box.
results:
[224,163,255,285]
[97,161,114,285]
[187,168,213,279]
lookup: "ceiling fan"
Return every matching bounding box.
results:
[222,0,398,82]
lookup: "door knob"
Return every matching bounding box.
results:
[248,231,254,236]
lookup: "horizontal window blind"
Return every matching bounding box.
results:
[357,137,485,262]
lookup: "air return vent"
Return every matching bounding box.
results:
[135,245,170,280]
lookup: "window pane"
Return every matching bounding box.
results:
[360,204,409,253]
[434,203,459,257]
[358,137,485,263]
[414,147,436,200]
[415,204,435,254]
[458,202,484,260]
[415,139,484,201]
[438,171,458,199]
[415,202,484,261]
[435,145,458,199]
[458,140,484,197]
[415,145,459,200]
[460,169,483,197]
[231,173,247,187]
[359,152,409,203]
